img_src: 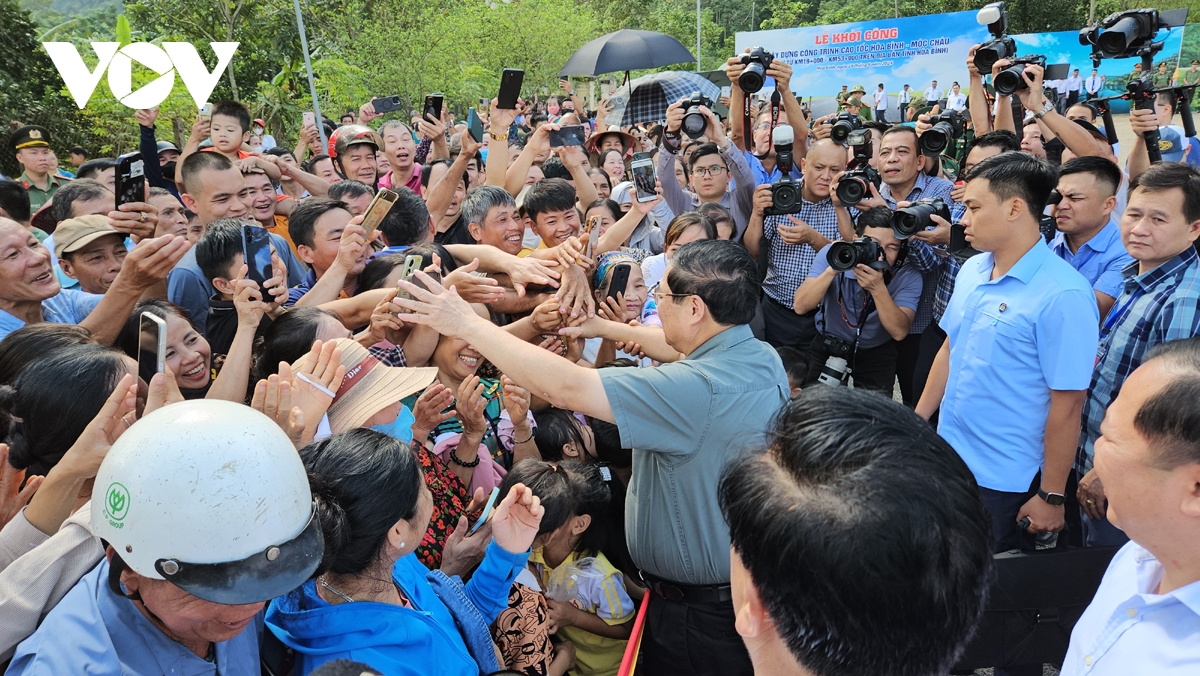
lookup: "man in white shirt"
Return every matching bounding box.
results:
[1062,338,1200,675]
[923,81,943,109]
[1066,69,1083,107]
[945,82,967,112]
[1056,78,1071,113]
[872,83,888,123]
[898,84,912,122]
[1084,69,1104,100]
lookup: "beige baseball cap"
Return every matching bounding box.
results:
[304,338,437,434]
[54,215,124,259]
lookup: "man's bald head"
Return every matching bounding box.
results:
[802,139,849,202]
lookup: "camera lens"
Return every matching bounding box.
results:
[682,108,707,139]
[836,177,866,206]
[772,182,799,211]
[921,127,950,156]
[1098,15,1142,55]
[892,212,922,239]
[831,120,855,144]
[741,62,766,93]
[828,241,860,272]
[974,47,1000,72]
[993,66,1025,96]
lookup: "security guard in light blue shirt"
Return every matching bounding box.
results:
[7,401,323,676]
[916,153,1098,554]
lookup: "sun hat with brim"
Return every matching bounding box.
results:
[306,338,437,434]
[54,215,123,259]
[587,125,636,158]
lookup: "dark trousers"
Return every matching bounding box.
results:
[979,486,1034,553]
[641,593,753,676]
[895,332,923,406]
[1067,91,1079,108]
[805,336,898,394]
[913,323,946,408]
[899,102,909,121]
[875,107,887,123]
[761,296,818,356]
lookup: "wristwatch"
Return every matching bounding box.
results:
[489,131,507,142]
[1038,487,1065,506]
[1033,100,1055,120]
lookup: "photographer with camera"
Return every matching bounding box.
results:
[744,139,855,353]
[792,206,922,393]
[915,152,1099,554]
[726,49,809,186]
[659,98,755,240]
[844,126,958,402]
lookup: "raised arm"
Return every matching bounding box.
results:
[486,98,517,188]
[966,46,992,133]
[80,235,190,344]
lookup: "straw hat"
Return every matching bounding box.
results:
[587,124,637,158]
[304,338,437,434]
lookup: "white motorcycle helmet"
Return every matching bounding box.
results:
[92,400,322,605]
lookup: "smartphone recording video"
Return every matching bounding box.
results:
[137,312,167,385]
[242,225,274,287]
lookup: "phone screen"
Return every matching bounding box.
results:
[361,188,399,239]
[242,225,274,287]
[549,125,586,147]
[137,312,167,384]
[115,152,145,208]
[631,160,656,203]
[424,94,443,122]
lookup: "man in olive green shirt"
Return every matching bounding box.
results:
[1152,61,1173,87]
[10,125,68,212]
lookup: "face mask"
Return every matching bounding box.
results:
[479,148,489,164]
[253,127,263,135]
[548,105,561,116]
[370,404,417,444]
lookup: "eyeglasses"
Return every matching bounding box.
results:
[650,283,695,303]
[691,165,728,178]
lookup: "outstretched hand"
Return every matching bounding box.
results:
[490,482,545,554]
[394,271,487,340]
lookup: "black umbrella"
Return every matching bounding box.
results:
[559,30,696,78]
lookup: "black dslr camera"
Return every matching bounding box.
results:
[993,55,1047,96]
[738,47,774,94]
[974,2,1016,73]
[827,237,887,272]
[680,92,714,139]
[920,110,965,156]
[764,125,802,216]
[823,112,863,145]
[816,334,854,386]
[892,197,951,240]
[1080,8,1189,164]
[835,129,881,207]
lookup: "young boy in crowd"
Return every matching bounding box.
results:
[194,218,289,363]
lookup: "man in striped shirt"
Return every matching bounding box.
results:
[1077,163,1200,547]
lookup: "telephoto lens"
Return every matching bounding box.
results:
[827,237,883,272]
[817,357,850,386]
[919,112,964,156]
[891,197,950,239]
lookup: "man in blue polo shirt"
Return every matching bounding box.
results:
[1049,156,1133,320]
[917,152,1099,552]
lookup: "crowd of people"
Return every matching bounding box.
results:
[0,36,1197,676]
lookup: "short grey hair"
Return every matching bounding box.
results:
[460,185,515,231]
[379,120,414,138]
[53,179,112,224]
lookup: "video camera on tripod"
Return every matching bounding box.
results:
[1080,8,1189,164]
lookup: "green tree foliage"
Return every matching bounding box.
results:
[0,0,104,177]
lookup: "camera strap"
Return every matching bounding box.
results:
[748,90,783,160]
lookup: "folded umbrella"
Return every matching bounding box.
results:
[559,29,695,77]
[607,71,723,126]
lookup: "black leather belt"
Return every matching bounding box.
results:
[640,572,733,604]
